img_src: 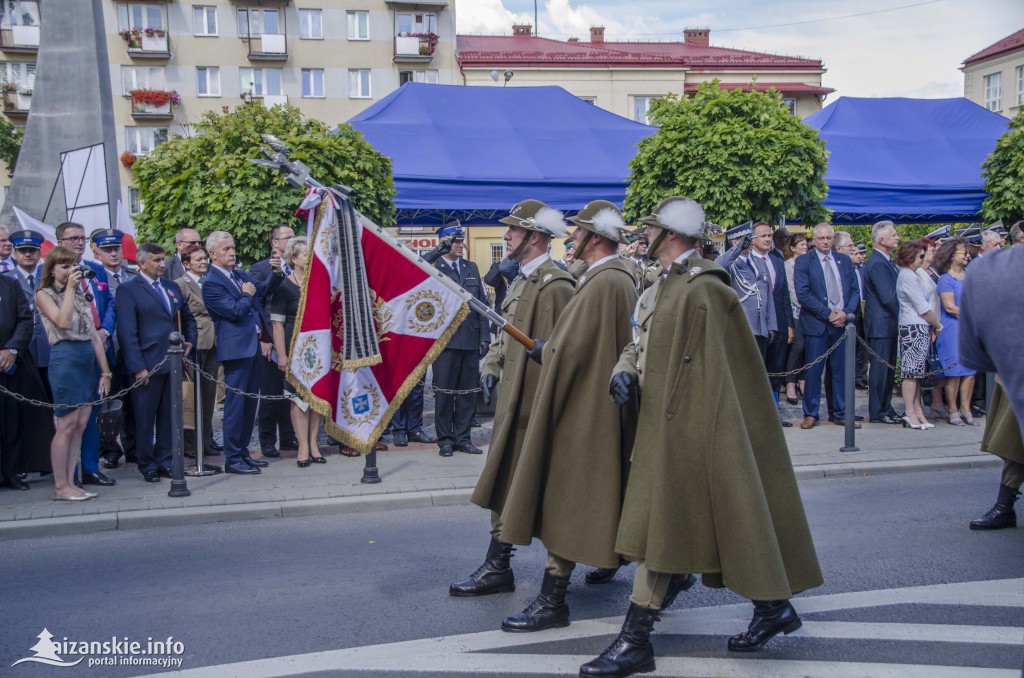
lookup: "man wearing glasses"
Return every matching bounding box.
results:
[163,228,202,282]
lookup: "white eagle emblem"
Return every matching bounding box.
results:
[542,274,552,283]
[688,266,703,276]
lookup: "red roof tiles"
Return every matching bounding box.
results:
[683,82,834,94]
[962,28,1024,67]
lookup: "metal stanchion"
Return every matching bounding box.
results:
[840,313,860,453]
[361,449,381,484]
[186,349,222,477]
[167,333,192,497]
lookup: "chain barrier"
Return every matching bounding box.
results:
[855,335,955,378]
[0,352,173,411]
[188,360,294,402]
[431,385,483,395]
[765,333,847,379]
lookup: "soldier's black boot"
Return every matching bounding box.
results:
[579,603,658,677]
[727,600,801,652]
[659,573,696,611]
[449,537,516,596]
[501,572,570,632]
[970,484,1020,530]
[585,557,628,585]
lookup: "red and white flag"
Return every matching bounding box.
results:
[12,206,56,256]
[287,186,472,454]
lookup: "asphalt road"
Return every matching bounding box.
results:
[2,468,1021,677]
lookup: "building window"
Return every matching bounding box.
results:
[0,0,39,27]
[128,187,144,215]
[347,11,369,40]
[239,67,283,96]
[490,243,504,266]
[125,127,169,156]
[398,70,438,85]
[119,3,166,32]
[196,67,220,97]
[237,8,279,36]
[984,72,1002,112]
[299,9,322,39]
[3,61,36,91]
[632,96,659,124]
[348,69,371,98]
[1017,65,1024,106]
[120,66,165,95]
[396,12,435,35]
[193,6,218,36]
[782,98,797,115]
[301,68,324,98]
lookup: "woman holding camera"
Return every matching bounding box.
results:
[35,246,112,501]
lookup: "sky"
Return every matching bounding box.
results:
[457,0,1024,99]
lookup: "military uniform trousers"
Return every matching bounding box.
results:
[432,348,479,448]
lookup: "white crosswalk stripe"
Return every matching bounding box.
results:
[157,578,1024,678]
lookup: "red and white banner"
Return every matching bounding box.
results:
[287,187,471,454]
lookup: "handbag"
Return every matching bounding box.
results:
[923,343,943,389]
[97,398,124,447]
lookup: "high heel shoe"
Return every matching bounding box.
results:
[297,456,311,468]
[901,416,914,428]
[960,412,980,426]
[948,412,966,426]
[309,452,327,464]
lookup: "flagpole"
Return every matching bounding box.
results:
[251,135,537,350]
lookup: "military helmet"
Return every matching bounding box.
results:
[568,200,628,243]
[638,196,707,239]
[499,199,567,238]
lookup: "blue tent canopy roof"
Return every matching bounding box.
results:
[348,83,654,224]
[804,97,1009,224]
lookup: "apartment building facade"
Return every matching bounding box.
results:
[962,27,1024,119]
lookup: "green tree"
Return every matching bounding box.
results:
[133,104,395,264]
[0,115,23,173]
[980,109,1024,225]
[624,80,829,227]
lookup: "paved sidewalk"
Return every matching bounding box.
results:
[0,394,995,540]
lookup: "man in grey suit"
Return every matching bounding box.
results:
[161,227,201,282]
[717,222,778,360]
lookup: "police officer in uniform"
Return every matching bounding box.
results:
[581,197,822,677]
[450,200,574,597]
[423,223,490,457]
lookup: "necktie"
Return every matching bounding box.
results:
[27,272,35,291]
[0,259,10,272]
[823,255,841,309]
[81,280,101,329]
[114,271,121,285]
[153,280,170,314]
[452,260,460,277]
[758,255,775,291]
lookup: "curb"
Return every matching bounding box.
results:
[0,457,1000,540]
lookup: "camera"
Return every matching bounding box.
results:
[77,266,96,280]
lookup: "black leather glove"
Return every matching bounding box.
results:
[478,341,488,359]
[526,339,546,364]
[739,233,753,252]
[435,238,453,256]
[609,371,637,408]
[481,374,498,405]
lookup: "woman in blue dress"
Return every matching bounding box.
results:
[933,238,977,426]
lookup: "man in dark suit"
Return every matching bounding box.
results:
[248,224,297,457]
[423,224,490,457]
[0,251,53,490]
[794,223,860,429]
[161,227,202,282]
[4,230,49,390]
[116,242,197,482]
[484,256,519,316]
[862,220,902,424]
[203,231,282,475]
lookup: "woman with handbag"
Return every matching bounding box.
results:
[917,238,946,418]
[35,247,112,500]
[894,240,942,430]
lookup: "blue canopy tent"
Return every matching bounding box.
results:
[804,97,1009,224]
[347,83,654,225]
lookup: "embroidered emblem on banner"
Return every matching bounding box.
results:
[297,336,324,381]
[372,291,393,342]
[405,289,446,333]
[341,385,381,425]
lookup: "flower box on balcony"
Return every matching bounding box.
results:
[16,92,31,110]
[11,25,39,47]
[141,33,168,52]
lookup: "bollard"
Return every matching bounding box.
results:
[840,313,860,453]
[361,448,381,484]
[167,333,192,497]
[186,350,222,477]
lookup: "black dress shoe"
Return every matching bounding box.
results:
[309,454,327,464]
[260,448,281,458]
[101,455,120,469]
[242,455,269,468]
[393,431,409,447]
[470,418,482,428]
[82,471,117,486]
[2,476,31,490]
[157,467,174,479]
[455,443,483,454]
[141,470,161,483]
[408,431,436,444]
[207,439,224,453]
[439,445,454,457]
[728,600,801,652]
[780,419,793,428]
[870,415,903,425]
[971,403,987,417]
[225,461,261,475]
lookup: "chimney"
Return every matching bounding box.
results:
[590,26,604,44]
[567,37,579,43]
[683,28,709,46]
[512,24,532,37]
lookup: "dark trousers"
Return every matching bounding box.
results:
[433,348,478,447]
[785,327,805,386]
[391,381,426,435]
[855,315,867,384]
[130,372,173,473]
[184,349,220,454]
[102,363,137,460]
[803,325,846,420]
[258,356,295,451]
[222,352,264,464]
[868,336,898,420]
[765,330,789,393]
[754,334,769,362]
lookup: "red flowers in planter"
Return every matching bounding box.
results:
[120,151,137,168]
[130,89,181,107]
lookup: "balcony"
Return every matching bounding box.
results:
[128,89,178,121]
[245,33,288,61]
[0,24,40,53]
[260,94,288,108]
[1,87,29,119]
[120,29,172,59]
[393,33,437,63]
